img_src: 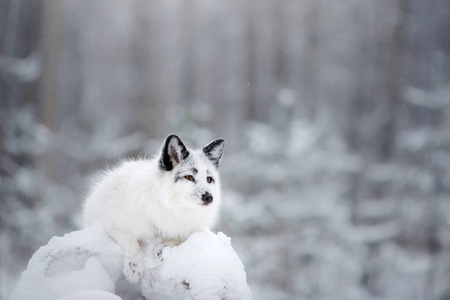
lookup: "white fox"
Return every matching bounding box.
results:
[83,134,225,283]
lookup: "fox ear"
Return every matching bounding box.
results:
[203,139,225,168]
[160,134,190,171]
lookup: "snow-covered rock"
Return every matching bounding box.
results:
[9,224,251,300]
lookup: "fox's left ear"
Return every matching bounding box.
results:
[203,139,225,168]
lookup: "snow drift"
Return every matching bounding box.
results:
[10,224,251,300]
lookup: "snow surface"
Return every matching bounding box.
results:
[9,224,251,300]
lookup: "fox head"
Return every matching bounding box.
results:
[158,134,225,225]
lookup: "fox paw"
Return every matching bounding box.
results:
[123,254,144,284]
[153,242,165,262]
[152,239,179,262]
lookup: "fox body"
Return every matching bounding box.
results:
[83,134,225,283]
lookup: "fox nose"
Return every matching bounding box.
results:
[202,192,213,205]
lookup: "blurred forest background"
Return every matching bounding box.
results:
[1,0,450,299]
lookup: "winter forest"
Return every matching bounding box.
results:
[1,0,450,299]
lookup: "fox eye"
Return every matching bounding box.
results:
[207,176,214,184]
[184,175,195,182]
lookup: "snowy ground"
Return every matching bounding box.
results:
[9,224,251,300]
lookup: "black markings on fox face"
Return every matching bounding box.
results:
[160,134,190,171]
[174,170,215,184]
[173,162,204,183]
[160,134,225,190]
[174,171,183,182]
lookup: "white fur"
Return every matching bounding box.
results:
[83,136,224,283]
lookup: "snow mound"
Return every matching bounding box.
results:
[9,225,251,300]
[143,231,252,300]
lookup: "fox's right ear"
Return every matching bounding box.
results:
[159,134,190,171]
